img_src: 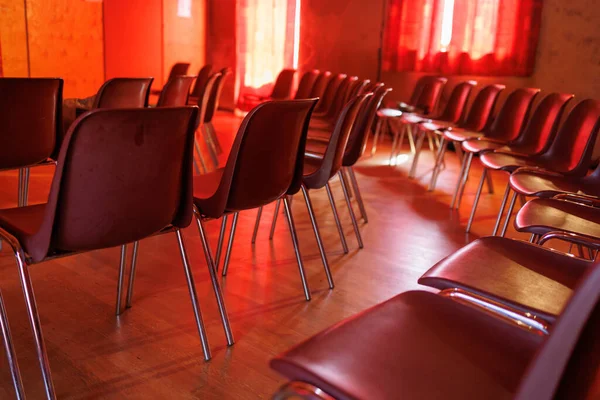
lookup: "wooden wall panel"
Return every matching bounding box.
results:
[0,0,29,77]
[103,0,163,87]
[26,0,104,97]
[163,0,206,83]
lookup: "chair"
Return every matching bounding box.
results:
[0,78,63,208]
[427,84,505,190]
[402,80,477,178]
[447,87,540,209]
[312,73,347,115]
[465,93,574,232]
[150,62,190,95]
[191,99,319,301]
[190,72,221,174]
[309,76,360,131]
[386,77,448,164]
[92,77,154,109]
[294,70,320,99]
[239,69,297,110]
[203,68,233,167]
[271,260,600,399]
[156,75,196,107]
[188,64,213,103]
[485,99,600,236]
[308,71,332,99]
[0,107,233,398]
[306,85,392,223]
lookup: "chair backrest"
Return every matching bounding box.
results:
[26,107,199,262]
[436,80,477,124]
[199,99,318,217]
[346,79,370,104]
[204,68,232,123]
[0,78,63,170]
[294,70,320,100]
[309,71,332,99]
[511,93,574,154]
[538,99,600,176]
[195,73,221,126]
[486,87,540,141]
[413,77,447,115]
[92,78,154,109]
[190,64,213,98]
[460,84,505,132]
[515,262,600,400]
[325,76,358,120]
[271,69,297,99]
[157,76,195,107]
[306,94,371,188]
[167,62,191,80]
[314,73,347,114]
[408,75,434,106]
[343,85,391,166]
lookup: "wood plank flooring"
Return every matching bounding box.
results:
[0,112,532,399]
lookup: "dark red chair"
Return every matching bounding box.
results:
[0,107,235,398]
[0,78,63,209]
[188,64,213,103]
[402,80,477,178]
[92,77,154,109]
[465,93,574,232]
[308,71,332,99]
[312,73,347,115]
[191,99,319,300]
[448,87,540,209]
[427,84,505,190]
[203,68,233,167]
[310,75,357,123]
[294,70,320,99]
[271,259,600,399]
[150,62,190,95]
[483,99,600,236]
[239,69,297,110]
[190,72,221,173]
[156,75,196,107]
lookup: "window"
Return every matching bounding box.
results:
[383,0,543,76]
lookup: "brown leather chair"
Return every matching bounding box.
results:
[188,64,213,103]
[294,70,320,99]
[0,107,233,398]
[0,78,63,208]
[191,99,319,301]
[308,71,332,99]
[427,84,505,190]
[488,99,600,236]
[156,75,196,107]
[271,263,600,399]
[150,62,190,95]
[465,93,575,233]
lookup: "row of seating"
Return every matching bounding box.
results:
[0,65,388,398]
[268,77,600,398]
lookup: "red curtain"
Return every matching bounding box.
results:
[383,0,543,76]
[235,0,299,109]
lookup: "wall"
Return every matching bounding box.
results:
[0,0,29,77]
[206,0,236,109]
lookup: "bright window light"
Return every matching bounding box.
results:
[439,0,454,51]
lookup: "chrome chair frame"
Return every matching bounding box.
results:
[273,381,336,400]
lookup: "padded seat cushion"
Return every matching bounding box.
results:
[271,290,542,400]
[419,237,591,321]
[515,198,600,237]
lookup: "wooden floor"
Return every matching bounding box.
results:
[0,112,532,399]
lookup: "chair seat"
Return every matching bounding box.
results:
[420,120,455,132]
[305,140,327,156]
[0,204,47,256]
[400,113,426,124]
[462,139,519,154]
[443,128,484,142]
[271,290,542,400]
[308,119,333,132]
[419,237,591,321]
[515,198,600,237]
[377,108,403,118]
[480,152,540,172]
[192,169,225,218]
[306,129,331,143]
[509,171,583,197]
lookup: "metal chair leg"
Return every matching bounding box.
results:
[325,183,349,254]
[347,167,368,223]
[115,244,128,316]
[500,191,518,237]
[426,131,435,152]
[0,289,25,400]
[485,168,494,194]
[371,119,382,156]
[14,248,56,399]
[174,229,212,360]
[270,199,281,240]
[221,212,239,277]
[207,122,223,154]
[450,149,469,208]
[282,197,311,301]
[338,171,364,249]
[215,215,228,269]
[455,152,474,210]
[406,125,416,154]
[193,138,207,174]
[301,186,334,289]
[252,206,263,244]
[125,241,139,308]
[492,183,512,236]
[466,169,487,233]
[202,124,220,168]
[22,168,30,207]
[408,128,426,178]
[428,137,447,191]
[17,168,24,207]
[193,215,235,346]
[389,122,400,165]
